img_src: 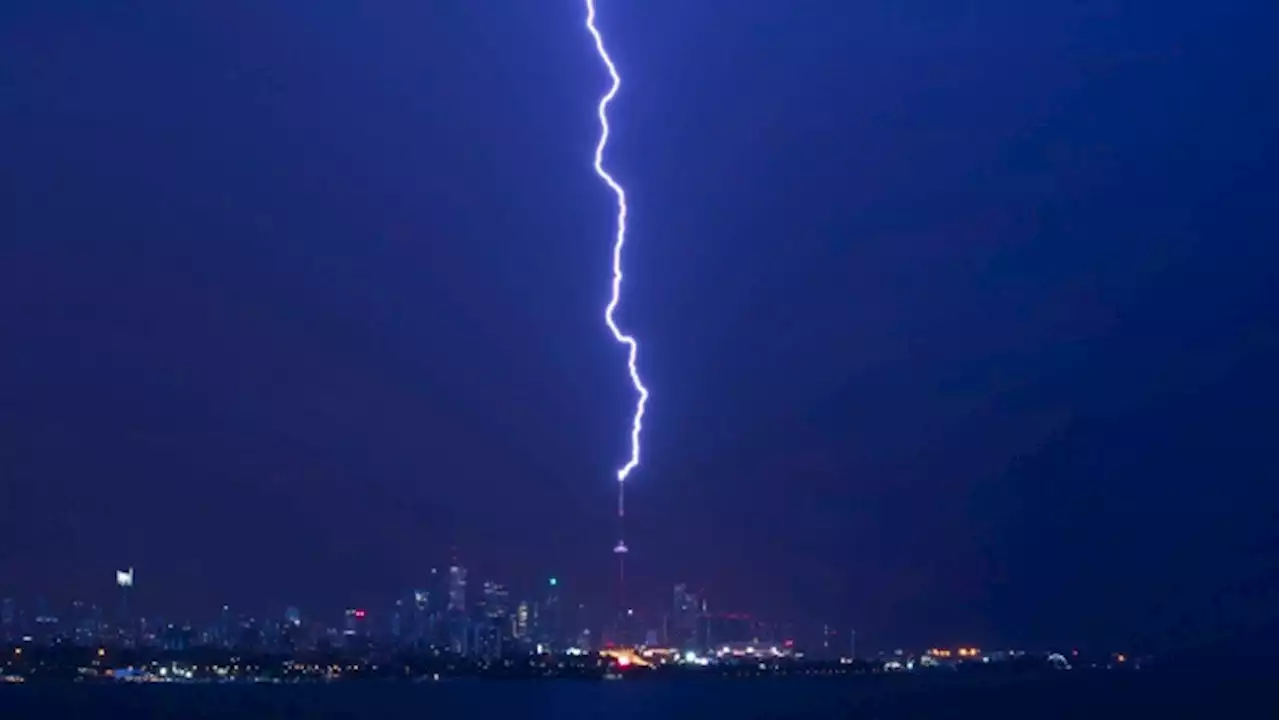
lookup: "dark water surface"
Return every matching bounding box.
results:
[0,671,1267,719]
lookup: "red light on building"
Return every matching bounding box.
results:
[354,609,366,619]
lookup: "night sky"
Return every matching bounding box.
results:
[0,1,1271,651]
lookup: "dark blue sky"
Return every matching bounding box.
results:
[0,1,1271,650]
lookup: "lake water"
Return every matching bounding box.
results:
[0,670,1265,719]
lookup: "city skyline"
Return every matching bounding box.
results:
[2,563,811,640]
[0,566,1005,663]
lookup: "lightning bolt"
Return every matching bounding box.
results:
[585,0,648,487]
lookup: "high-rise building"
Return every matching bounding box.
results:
[481,581,510,619]
[343,608,369,639]
[576,626,594,652]
[539,577,561,646]
[1,598,16,641]
[514,601,531,640]
[470,620,503,660]
[423,567,447,645]
[218,605,232,648]
[447,565,467,613]
[390,599,406,640]
[430,567,447,609]
[115,567,134,638]
[411,589,431,644]
[671,583,698,646]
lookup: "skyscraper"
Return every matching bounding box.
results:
[540,577,561,647]
[410,589,430,644]
[671,583,698,646]
[1,598,16,642]
[447,565,467,613]
[481,581,510,619]
[343,608,368,639]
[514,601,531,641]
[390,599,405,640]
[115,568,134,637]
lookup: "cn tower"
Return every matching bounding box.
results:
[613,479,628,634]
